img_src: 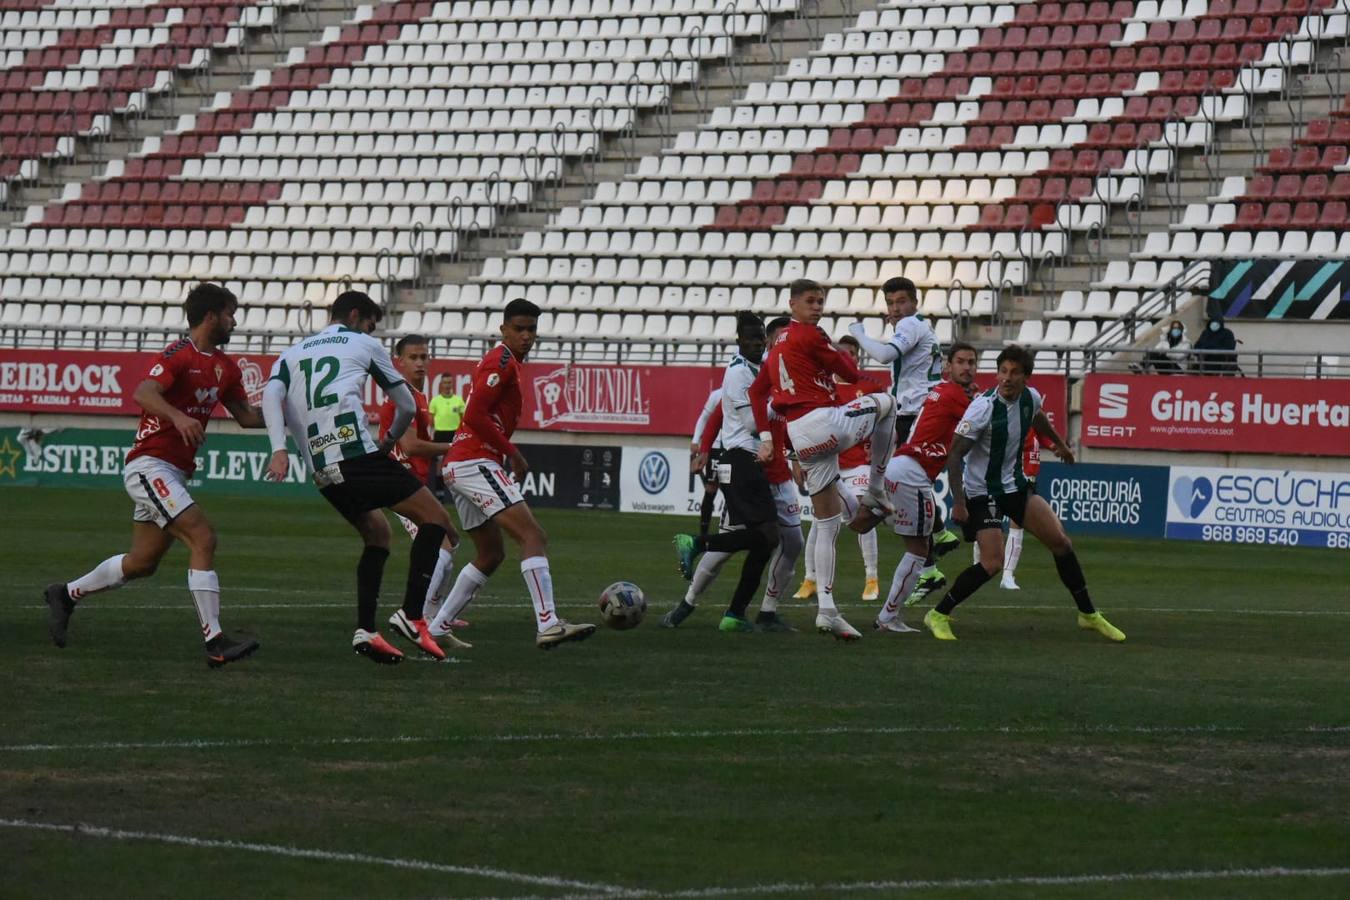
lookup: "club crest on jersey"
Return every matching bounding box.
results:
[214,364,223,381]
[149,364,165,377]
[486,373,501,387]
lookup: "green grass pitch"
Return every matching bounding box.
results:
[2,485,1348,899]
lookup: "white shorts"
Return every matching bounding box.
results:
[443,457,524,531]
[124,455,195,528]
[885,455,936,538]
[840,465,870,498]
[787,395,884,496]
[396,513,419,538]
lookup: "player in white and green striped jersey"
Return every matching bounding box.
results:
[922,345,1125,643]
[262,291,458,664]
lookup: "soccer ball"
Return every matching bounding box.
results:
[598,581,646,630]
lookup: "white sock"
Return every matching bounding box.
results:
[811,513,841,612]
[867,393,898,491]
[422,547,455,619]
[1005,526,1024,577]
[879,552,926,623]
[67,554,127,600]
[521,555,557,632]
[973,539,980,565]
[761,523,803,612]
[860,528,878,580]
[803,523,817,580]
[430,563,487,635]
[187,568,222,642]
[686,550,729,604]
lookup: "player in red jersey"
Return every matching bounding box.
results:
[748,279,897,638]
[427,298,596,649]
[796,335,886,601]
[851,341,979,633]
[376,334,469,647]
[44,284,265,667]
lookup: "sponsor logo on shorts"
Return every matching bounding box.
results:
[798,435,839,460]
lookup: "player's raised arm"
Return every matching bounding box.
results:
[1031,409,1074,464]
[847,322,900,364]
[133,377,205,448]
[746,361,774,462]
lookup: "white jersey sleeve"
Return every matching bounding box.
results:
[888,316,942,414]
[268,326,405,470]
[693,388,723,448]
[718,355,760,454]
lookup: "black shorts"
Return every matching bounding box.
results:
[896,413,917,444]
[959,488,1032,543]
[318,451,424,524]
[717,448,776,528]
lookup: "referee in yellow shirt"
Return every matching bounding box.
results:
[428,377,466,496]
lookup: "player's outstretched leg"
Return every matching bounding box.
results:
[493,504,595,649]
[719,522,779,633]
[662,550,729,628]
[1020,496,1124,642]
[864,392,898,510]
[387,489,455,660]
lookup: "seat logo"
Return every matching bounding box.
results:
[638,451,670,494]
[1098,383,1129,419]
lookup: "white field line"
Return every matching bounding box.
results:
[2,723,1347,754]
[0,818,629,895]
[520,866,1350,899]
[5,818,1348,900]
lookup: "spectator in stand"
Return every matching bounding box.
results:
[428,376,467,497]
[1192,314,1238,375]
[1142,320,1190,374]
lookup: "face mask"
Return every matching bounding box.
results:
[1209,321,1221,332]
[1169,328,1182,338]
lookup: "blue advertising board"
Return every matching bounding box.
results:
[1037,462,1169,538]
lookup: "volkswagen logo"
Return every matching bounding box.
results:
[638,451,670,494]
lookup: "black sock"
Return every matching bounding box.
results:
[924,536,935,568]
[405,524,446,618]
[356,545,390,631]
[933,508,946,533]
[726,529,776,618]
[934,563,994,615]
[1054,550,1095,614]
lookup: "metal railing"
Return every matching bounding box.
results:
[1084,259,1211,349]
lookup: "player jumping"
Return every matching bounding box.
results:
[262,291,458,664]
[427,298,596,649]
[45,283,264,668]
[924,345,1126,642]
[749,279,899,640]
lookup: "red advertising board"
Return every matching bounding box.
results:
[0,348,724,436]
[1081,373,1350,457]
[0,348,1067,439]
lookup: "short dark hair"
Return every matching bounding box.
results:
[996,344,1035,377]
[838,334,860,349]
[946,340,977,361]
[184,282,237,327]
[504,297,541,320]
[882,276,917,298]
[331,290,382,324]
[765,315,791,336]
[735,311,764,335]
[789,278,823,298]
[394,334,428,356]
